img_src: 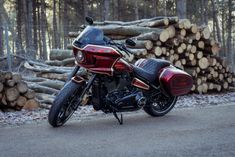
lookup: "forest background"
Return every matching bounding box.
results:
[0,0,234,71]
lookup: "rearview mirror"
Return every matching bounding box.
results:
[85,17,93,25]
[125,39,136,46]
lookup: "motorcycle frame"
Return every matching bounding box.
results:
[68,64,169,109]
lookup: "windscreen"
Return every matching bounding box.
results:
[72,26,106,48]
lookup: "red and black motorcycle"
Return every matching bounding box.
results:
[48,17,193,127]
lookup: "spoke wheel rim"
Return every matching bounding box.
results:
[56,94,78,125]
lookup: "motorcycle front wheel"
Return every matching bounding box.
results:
[48,80,84,127]
[143,93,177,117]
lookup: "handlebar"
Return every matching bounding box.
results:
[104,36,133,57]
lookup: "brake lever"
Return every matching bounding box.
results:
[122,45,133,55]
[106,38,132,57]
[103,36,111,44]
[117,44,131,57]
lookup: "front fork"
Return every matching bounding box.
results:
[66,65,81,83]
[67,65,96,108]
[76,74,96,105]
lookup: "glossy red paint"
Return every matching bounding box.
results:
[131,78,150,90]
[74,44,129,76]
[159,67,193,96]
[113,59,133,73]
[73,47,78,55]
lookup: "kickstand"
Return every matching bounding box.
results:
[113,112,123,125]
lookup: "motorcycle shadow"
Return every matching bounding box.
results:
[50,111,189,135]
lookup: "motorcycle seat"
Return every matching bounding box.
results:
[133,58,170,83]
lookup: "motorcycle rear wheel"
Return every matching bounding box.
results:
[48,80,83,127]
[143,94,177,117]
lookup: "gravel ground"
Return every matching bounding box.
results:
[1,92,235,127]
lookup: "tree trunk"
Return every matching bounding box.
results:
[0,1,4,56]
[0,0,3,56]
[176,0,186,19]
[112,0,119,20]
[143,1,148,18]
[53,0,59,49]
[221,0,226,57]
[134,0,139,20]
[26,0,35,59]
[37,0,42,58]
[83,0,88,22]
[200,0,208,25]
[103,0,110,21]
[63,0,68,49]
[117,0,121,20]
[211,0,222,44]
[32,0,38,57]
[163,0,167,16]
[41,0,48,60]
[4,24,12,71]
[152,0,159,17]
[0,25,3,56]
[22,0,29,55]
[227,0,232,65]
[16,0,23,55]
[203,0,208,25]
[47,23,52,50]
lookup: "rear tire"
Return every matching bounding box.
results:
[48,80,84,127]
[144,94,177,117]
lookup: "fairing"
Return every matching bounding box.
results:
[72,26,134,76]
[72,26,106,48]
[74,44,133,76]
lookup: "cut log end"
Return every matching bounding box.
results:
[199,57,209,69]
[23,99,40,110]
[17,82,28,94]
[159,30,170,42]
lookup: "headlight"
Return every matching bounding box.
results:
[75,50,84,62]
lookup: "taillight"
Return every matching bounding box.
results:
[172,75,192,88]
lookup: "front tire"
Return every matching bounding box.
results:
[144,93,177,117]
[48,80,84,127]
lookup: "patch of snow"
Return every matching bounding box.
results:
[176,92,235,108]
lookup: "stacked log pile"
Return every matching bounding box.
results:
[61,17,235,94]
[9,17,233,111]
[0,71,39,111]
[21,61,87,108]
[22,17,235,98]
